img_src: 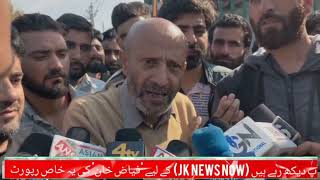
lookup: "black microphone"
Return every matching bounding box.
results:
[106,128,144,157]
[166,140,192,157]
[249,104,276,122]
[249,104,302,144]
[66,127,90,143]
[115,128,143,141]
[17,133,53,156]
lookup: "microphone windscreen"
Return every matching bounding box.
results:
[115,128,143,141]
[192,124,232,156]
[66,127,90,143]
[18,133,53,156]
[166,140,192,156]
[249,104,276,122]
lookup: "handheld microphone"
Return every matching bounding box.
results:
[66,127,90,143]
[249,104,276,122]
[224,117,297,156]
[49,135,106,157]
[106,128,144,157]
[17,133,53,156]
[249,104,302,144]
[192,124,233,156]
[166,140,192,157]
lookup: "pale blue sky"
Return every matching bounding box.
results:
[12,0,143,32]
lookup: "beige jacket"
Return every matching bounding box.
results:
[63,84,198,155]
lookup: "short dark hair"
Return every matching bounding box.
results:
[11,26,25,58]
[208,14,252,48]
[57,13,93,35]
[111,1,151,31]
[158,0,218,29]
[306,11,320,34]
[12,13,63,34]
[93,29,103,42]
[103,28,117,41]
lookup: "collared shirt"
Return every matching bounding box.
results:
[63,81,198,155]
[182,61,230,121]
[104,69,126,90]
[120,80,174,129]
[187,82,211,121]
[21,102,62,136]
[71,73,106,97]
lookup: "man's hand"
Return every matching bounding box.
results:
[290,141,320,156]
[213,93,244,125]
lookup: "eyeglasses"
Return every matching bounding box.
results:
[66,41,92,53]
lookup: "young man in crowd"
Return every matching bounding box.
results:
[87,29,107,80]
[213,0,320,155]
[63,18,201,154]
[102,28,121,78]
[159,0,231,122]
[13,13,70,133]
[105,1,151,89]
[208,14,252,69]
[57,13,105,95]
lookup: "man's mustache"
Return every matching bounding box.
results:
[44,69,67,80]
[0,101,20,112]
[259,11,284,25]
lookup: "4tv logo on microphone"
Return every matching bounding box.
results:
[107,142,144,157]
[112,143,140,156]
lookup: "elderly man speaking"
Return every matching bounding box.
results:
[63,18,201,155]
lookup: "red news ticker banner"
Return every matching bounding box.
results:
[3,157,319,179]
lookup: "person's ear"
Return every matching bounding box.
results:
[122,50,129,76]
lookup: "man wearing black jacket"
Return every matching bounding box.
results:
[212,0,320,156]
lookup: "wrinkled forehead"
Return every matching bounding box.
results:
[128,36,187,65]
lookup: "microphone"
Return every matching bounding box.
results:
[152,140,192,157]
[203,118,231,132]
[17,133,53,156]
[106,128,144,157]
[249,104,276,122]
[249,104,302,144]
[192,124,233,156]
[224,116,297,156]
[49,127,105,157]
[166,140,192,157]
[66,127,90,143]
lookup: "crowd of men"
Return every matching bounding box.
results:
[0,0,319,167]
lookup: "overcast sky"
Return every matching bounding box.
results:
[12,0,143,32]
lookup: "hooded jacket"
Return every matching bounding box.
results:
[212,35,320,143]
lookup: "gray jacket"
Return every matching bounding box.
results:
[213,35,320,143]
